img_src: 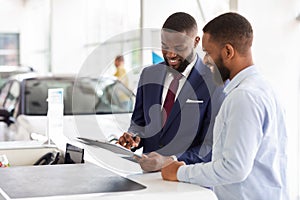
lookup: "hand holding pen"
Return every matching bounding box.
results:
[117,132,140,150]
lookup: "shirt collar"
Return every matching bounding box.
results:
[181,54,197,78]
[224,65,258,95]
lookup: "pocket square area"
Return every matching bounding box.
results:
[186,99,204,103]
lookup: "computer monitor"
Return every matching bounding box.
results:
[64,143,84,164]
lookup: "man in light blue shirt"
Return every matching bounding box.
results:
[161,12,288,200]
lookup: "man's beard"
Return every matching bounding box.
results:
[164,50,194,73]
[212,57,230,85]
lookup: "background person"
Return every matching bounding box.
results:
[161,12,288,200]
[114,55,129,87]
[118,12,225,172]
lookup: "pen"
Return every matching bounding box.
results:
[131,133,139,152]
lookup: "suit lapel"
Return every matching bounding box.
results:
[162,58,205,132]
[153,64,167,127]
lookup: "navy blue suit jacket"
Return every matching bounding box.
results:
[128,56,225,164]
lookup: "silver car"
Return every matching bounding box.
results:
[0,73,135,142]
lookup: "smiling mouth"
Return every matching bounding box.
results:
[167,58,180,66]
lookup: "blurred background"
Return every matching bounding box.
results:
[0,0,299,199]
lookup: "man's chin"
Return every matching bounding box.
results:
[171,65,180,70]
[167,64,180,70]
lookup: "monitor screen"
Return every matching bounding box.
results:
[64,143,84,164]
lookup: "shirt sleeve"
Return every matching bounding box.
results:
[177,90,265,187]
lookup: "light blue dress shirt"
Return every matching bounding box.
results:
[177,66,288,200]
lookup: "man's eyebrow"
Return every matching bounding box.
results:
[161,41,167,45]
[161,42,185,49]
[174,44,185,48]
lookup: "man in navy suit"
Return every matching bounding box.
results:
[118,12,225,172]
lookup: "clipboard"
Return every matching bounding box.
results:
[76,137,142,158]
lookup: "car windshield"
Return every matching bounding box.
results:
[24,77,135,115]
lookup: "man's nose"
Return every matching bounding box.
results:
[166,50,177,58]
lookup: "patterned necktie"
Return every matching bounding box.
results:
[162,73,182,127]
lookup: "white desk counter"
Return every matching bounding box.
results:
[123,172,217,200]
[0,164,217,200]
[77,173,218,200]
[0,142,217,200]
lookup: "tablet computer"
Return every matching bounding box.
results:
[76,137,142,158]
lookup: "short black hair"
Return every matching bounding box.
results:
[203,12,253,55]
[162,12,197,34]
[115,55,124,62]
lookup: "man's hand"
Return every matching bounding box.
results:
[134,152,175,172]
[161,160,185,181]
[118,132,140,150]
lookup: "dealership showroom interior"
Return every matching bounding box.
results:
[0,0,299,199]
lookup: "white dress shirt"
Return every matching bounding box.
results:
[161,55,197,107]
[177,66,288,200]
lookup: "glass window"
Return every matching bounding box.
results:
[0,33,19,66]
[25,78,73,115]
[24,77,135,115]
[94,79,135,114]
[3,81,20,113]
[0,82,11,107]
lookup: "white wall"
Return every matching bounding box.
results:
[51,0,86,74]
[19,0,230,76]
[0,0,22,32]
[20,0,50,73]
[51,0,140,74]
[143,0,231,29]
[19,0,141,74]
[238,1,300,199]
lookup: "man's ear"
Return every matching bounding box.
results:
[223,44,234,59]
[194,36,200,48]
